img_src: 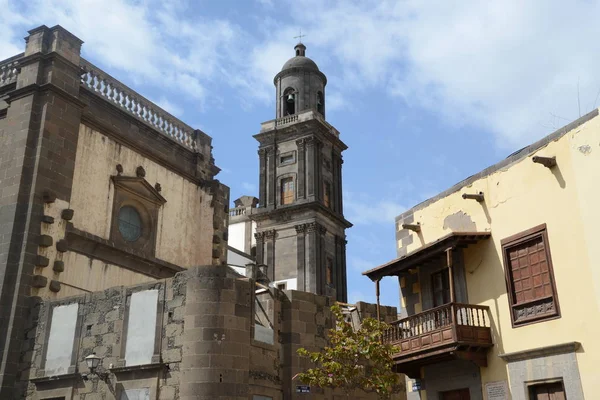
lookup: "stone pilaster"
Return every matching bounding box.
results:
[254,232,265,265]
[267,147,276,207]
[264,229,276,281]
[306,137,316,200]
[318,224,327,296]
[337,156,344,214]
[258,148,267,207]
[295,224,307,291]
[296,138,306,199]
[0,25,84,395]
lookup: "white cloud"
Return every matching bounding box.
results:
[274,0,600,148]
[153,96,184,118]
[344,191,406,225]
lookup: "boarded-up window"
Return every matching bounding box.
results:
[323,182,331,208]
[281,177,294,205]
[45,303,78,375]
[502,224,560,326]
[124,290,158,365]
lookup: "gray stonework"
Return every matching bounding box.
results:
[500,342,584,400]
[251,44,351,302]
[395,213,414,258]
[0,24,229,397]
[18,265,400,400]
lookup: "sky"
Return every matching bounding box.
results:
[3,0,600,309]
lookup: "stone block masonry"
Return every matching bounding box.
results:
[19,265,400,400]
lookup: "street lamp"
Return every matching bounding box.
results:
[83,353,110,382]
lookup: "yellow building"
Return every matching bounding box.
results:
[364,108,600,400]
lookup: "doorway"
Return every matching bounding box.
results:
[529,381,566,400]
[440,388,470,400]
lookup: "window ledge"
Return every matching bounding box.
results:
[499,341,581,362]
[31,372,80,384]
[109,362,166,374]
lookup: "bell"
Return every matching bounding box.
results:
[286,93,295,103]
[317,97,322,106]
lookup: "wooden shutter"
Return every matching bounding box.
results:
[502,224,560,326]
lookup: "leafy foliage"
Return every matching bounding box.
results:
[295,304,402,399]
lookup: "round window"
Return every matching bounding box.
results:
[118,206,142,242]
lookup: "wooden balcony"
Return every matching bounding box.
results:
[383,303,493,378]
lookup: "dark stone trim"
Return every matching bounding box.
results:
[499,342,581,362]
[249,200,352,229]
[65,224,184,279]
[6,82,87,109]
[396,108,600,221]
[109,362,165,374]
[254,118,348,152]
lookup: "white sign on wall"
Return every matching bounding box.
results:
[485,380,508,400]
[45,303,78,375]
[124,289,158,366]
[121,388,150,400]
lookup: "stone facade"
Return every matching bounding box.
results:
[18,266,400,400]
[250,44,351,302]
[0,25,228,396]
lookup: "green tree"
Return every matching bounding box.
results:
[294,304,403,399]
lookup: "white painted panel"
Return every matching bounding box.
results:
[228,222,246,252]
[228,249,253,267]
[272,278,297,291]
[121,388,150,400]
[254,324,274,345]
[253,396,273,400]
[124,289,158,366]
[45,303,78,375]
[251,221,257,246]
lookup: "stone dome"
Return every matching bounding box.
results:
[281,55,319,71]
[281,43,319,71]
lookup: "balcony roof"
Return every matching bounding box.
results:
[362,231,491,281]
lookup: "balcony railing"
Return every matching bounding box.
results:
[383,303,492,373]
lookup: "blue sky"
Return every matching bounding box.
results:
[3,0,600,309]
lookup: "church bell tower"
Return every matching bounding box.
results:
[250,42,351,302]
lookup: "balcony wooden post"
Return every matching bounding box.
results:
[446,247,455,303]
[375,279,381,321]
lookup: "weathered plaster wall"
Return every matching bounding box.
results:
[70,124,214,268]
[394,111,600,398]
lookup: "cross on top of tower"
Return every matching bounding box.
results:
[294,29,306,44]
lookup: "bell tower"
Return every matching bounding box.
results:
[250,42,351,302]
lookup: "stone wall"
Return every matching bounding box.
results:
[19,266,401,400]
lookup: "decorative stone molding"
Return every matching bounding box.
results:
[264,230,277,241]
[31,275,48,288]
[38,235,53,247]
[48,280,61,293]
[254,232,266,242]
[35,256,49,268]
[41,215,55,224]
[136,165,146,178]
[61,209,74,221]
[295,223,308,235]
[306,222,326,235]
[499,342,581,362]
[43,190,56,204]
[53,261,65,272]
[56,239,68,253]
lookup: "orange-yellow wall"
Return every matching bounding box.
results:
[398,111,600,398]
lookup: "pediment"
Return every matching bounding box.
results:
[111,176,167,205]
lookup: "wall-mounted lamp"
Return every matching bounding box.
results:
[532,156,556,168]
[462,192,484,202]
[401,222,421,232]
[82,353,111,382]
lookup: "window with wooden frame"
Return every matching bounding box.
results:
[528,381,566,400]
[323,181,331,208]
[326,257,334,285]
[502,224,560,327]
[432,268,451,307]
[281,177,294,205]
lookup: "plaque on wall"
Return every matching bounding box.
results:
[485,380,508,400]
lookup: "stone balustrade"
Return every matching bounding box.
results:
[0,54,22,88]
[230,207,247,217]
[260,109,340,138]
[80,58,197,151]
